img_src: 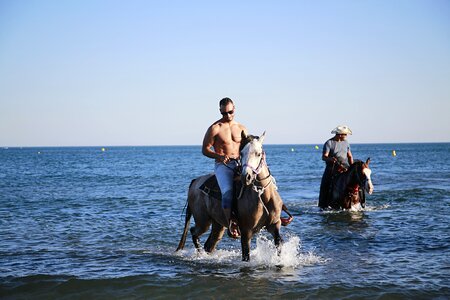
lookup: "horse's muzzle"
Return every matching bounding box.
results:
[365,180,374,195]
[244,173,253,186]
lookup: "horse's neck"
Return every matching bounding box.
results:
[256,164,270,181]
[256,165,275,197]
[342,166,359,187]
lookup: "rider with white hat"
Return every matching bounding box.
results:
[318,125,354,209]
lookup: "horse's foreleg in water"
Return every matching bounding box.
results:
[240,230,252,261]
[267,223,283,256]
[204,221,225,253]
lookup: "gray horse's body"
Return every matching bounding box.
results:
[176,174,228,253]
[176,133,284,261]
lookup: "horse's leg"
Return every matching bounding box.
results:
[240,229,252,261]
[352,192,360,208]
[267,223,283,255]
[359,189,366,208]
[342,195,351,209]
[190,219,212,251]
[204,220,225,253]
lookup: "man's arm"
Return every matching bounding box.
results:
[347,149,354,165]
[202,125,227,162]
[322,152,337,164]
[322,141,336,164]
[202,126,218,159]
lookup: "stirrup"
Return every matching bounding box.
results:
[227,220,240,239]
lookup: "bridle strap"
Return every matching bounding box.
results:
[242,151,266,175]
[239,149,279,220]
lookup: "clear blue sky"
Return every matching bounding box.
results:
[1,0,449,146]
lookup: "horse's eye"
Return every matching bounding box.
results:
[257,153,261,157]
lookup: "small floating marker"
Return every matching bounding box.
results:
[291,148,295,152]
[315,145,319,150]
[392,150,396,157]
[101,147,106,152]
[37,151,41,155]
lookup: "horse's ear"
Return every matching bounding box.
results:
[259,131,266,144]
[241,130,247,140]
[365,157,371,166]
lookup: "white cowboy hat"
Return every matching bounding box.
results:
[331,125,352,135]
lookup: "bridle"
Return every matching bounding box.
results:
[242,150,266,177]
[248,151,273,185]
[240,147,276,198]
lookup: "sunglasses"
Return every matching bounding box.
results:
[221,109,234,116]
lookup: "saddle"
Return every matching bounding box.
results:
[199,174,242,213]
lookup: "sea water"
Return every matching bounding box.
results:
[0,143,449,299]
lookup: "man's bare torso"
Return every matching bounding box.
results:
[211,120,244,159]
[202,119,246,163]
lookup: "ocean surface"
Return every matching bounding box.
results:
[1,143,449,299]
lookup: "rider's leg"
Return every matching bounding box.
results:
[222,191,233,224]
[318,166,333,209]
[215,162,239,237]
[215,162,236,224]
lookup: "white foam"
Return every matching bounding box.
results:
[251,233,324,268]
[173,233,324,269]
[350,203,363,211]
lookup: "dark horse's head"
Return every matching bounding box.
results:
[349,158,374,195]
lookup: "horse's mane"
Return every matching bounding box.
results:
[240,134,259,152]
[348,160,363,169]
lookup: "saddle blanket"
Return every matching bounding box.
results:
[199,174,222,200]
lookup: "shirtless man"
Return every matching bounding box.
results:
[202,97,247,238]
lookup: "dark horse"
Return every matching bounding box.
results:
[326,158,374,210]
[176,132,290,261]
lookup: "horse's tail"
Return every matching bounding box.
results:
[176,203,191,251]
[176,180,195,251]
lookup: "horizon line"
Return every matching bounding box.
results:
[2,141,449,149]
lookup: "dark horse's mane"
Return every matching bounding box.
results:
[349,159,364,169]
[341,160,365,181]
[239,133,259,152]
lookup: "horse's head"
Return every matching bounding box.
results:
[240,131,266,186]
[356,158,374,195]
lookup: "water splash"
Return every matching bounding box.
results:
[251,233,323,268]
[172,233,324,269]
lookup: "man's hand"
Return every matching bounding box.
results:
[220,155,231,164]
